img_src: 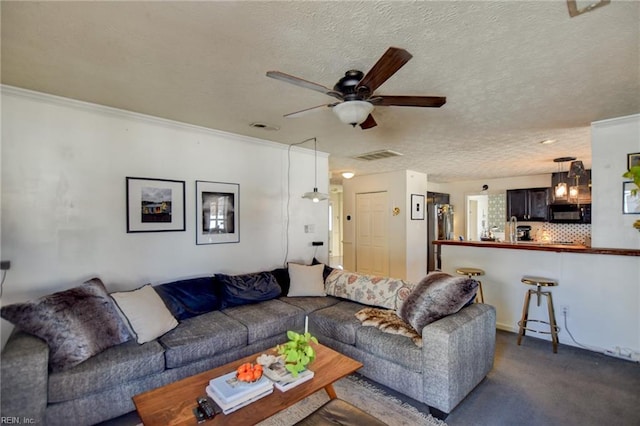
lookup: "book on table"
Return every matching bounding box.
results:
[207,371,273,414]
[262,362,315,392]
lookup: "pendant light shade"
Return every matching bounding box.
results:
[333,101,374,126]
[301,138,328,202]
[553,156,576,201]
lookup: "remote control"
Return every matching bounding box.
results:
[193,406,206,423]
[197,395,217,419]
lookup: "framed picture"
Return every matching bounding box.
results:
[196,181,240,244]
[623,182,640,214]
[126,177,185,232]
[628,152,640,170]
[411,194,425,220]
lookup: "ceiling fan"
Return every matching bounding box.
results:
[266,47,446,130]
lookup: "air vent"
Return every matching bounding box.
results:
[353,149,404,161]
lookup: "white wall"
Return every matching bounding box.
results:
[342,170,427,282]
[0,87,329,347]
[592,114,640,249]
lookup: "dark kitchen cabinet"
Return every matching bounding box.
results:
[507,188,549,221]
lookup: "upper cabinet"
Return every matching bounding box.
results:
[506,187,549,221]
[551,170,592,204]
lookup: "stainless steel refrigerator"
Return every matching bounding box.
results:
[427,192,453,272]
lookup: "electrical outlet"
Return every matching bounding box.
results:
[0,260,10,271]
[561,305,569,317]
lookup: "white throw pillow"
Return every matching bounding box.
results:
[111,284,178,344]
[287,263,326,297]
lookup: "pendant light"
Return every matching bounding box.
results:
[567,160,585,204]
[553,157,575,201]
[301,138,329,203]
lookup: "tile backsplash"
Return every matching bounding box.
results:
[518,222,591,245]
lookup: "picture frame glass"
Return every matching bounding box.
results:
[623,182,640,214]
[126,177,185,232]
[196,181,240,244]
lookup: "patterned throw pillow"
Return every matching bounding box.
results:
[324,269,415,310]
[0,278,131,371]
[398,272,478,334]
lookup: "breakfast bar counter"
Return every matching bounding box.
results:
[432,240,640,355]
[433,240,640,257]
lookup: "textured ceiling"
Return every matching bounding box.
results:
[2,1,638,183]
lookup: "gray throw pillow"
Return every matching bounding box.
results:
[397,272,478,334]
[0,277,131,371]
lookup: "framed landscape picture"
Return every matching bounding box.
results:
[628,152,640,170]
[196,180,240,244]
[126,177,186,232]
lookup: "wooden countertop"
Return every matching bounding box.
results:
[433,240,640,257]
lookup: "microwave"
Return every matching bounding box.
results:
[548,204,591,224]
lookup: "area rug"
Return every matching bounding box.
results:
[257,374,447,426]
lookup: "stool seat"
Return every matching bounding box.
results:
[521,276,557,287]
[456,267,485,276]
[456,267,486,303]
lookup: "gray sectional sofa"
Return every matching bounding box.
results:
[1,269,496,425]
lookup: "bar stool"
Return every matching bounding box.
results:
[456,267,485,303]
[517,276,560,353]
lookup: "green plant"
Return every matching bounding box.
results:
[276,330,318,377]
[623,165,640,195]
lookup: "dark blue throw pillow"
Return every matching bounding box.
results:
[217,272,282,309]
[270,267,290,296]
[154,277,221,321]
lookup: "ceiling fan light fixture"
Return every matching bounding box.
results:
[341,171,355,179]
[333,101,374,126]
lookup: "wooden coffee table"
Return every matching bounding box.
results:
[133,343,362,425]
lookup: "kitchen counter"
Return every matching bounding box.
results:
[433,240,640,256]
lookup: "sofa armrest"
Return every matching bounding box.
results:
[420,303,496,414]
[1,330,49,423]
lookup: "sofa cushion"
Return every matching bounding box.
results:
[324,269,414,310]
[48,339,165,403]
[287,263,326,297]
[217,272,282,308]
[310,301,364,345]
[270,267,291,296]
[355,326,423,372]
[154,276,221,320]
[398,272,478,333]
[279,296,341,313]
[222,299,304,344]
[111,284,178,344]
[160,310,247,369]
[0,277,131,372]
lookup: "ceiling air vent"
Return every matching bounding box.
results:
[353,149,404,161]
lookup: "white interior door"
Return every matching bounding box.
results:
[356,192,389,276]
[468,199,478,241]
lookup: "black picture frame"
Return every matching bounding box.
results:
[411,194,425,220]
[628,152,640,170]
[126,177,186,232]
[196,180,240,244]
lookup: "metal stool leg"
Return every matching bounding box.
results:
[545,292,560,353]
[517,289,532,345]
[476,280,484,303]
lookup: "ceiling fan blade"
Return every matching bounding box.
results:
[356,47,413,94]
[372,95,446,108]
[359,114,377,130]
[266,71,343,100]
[283,103,339,118]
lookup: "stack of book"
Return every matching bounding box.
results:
[206,372,273,415]
[262,361,315,392]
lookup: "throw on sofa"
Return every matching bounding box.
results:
[1,264,496,425]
